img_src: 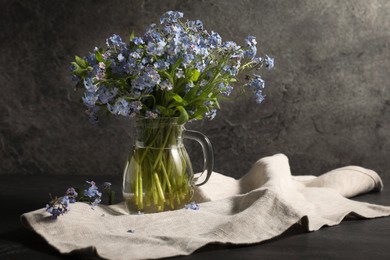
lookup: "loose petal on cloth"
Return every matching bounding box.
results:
[21,154,390,260]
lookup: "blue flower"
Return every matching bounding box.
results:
[200,79,208,87]
[219,82,233,96]
[124,57,138,75]
[182,54,194,68]
[143,24,162,41]
[264,55,274,70]
[71,10,273,123]
[83,77,98,92]
[106,34,126,50]
[82,92,98,107]
[132,37,144,45]
[153,59,170,70]
[246,74,266,104]
[65,188,78,203]
[244,36,257,47]
[132,67,161,92]
[248,74,265,89]
[195,61,206,72]
[141,57,152,65]
[96,62,106,80]
[163,24,184,35]
[160,11,184,24]
[222,41,238,53]
[46,196,70,219]
[252,57,263,65]
[244,46,257,58]
[205,109,217,120]
[83,181,102,207]
[109,98,130,116]
[187,20,203,32]
[185,82,194,93]
[167,40,181,56]
[129,51,142,59]
[244,36,257,58]
[145,110,158,118]
[175,68,184,78]
[91,197,101,207]
[84,181,102,197]
[129,101,143,113]
[209,31,222,48]
[98,86,118,104]
[117,53,125,62]
[185,202,200,210]
[223,65,238,77]
[159,80,173,91]
[146,40,166,56]
[255,92,266,104]
[85,53,97,66]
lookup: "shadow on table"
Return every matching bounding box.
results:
[0,227,101,260]
[0,221,308,260]
[173,221,311,260]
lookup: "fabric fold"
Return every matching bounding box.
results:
[21,154,390,260]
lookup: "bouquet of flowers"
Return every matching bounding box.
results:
[70,11,273,124]
[70,11,274,212]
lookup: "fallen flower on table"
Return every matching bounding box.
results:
[46,195,70,219]
[185,202,200,210]
[82,181,102,207]
[65,187,78,203]
[45,180,115,218]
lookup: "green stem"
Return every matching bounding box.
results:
[154,172,166,202]
[128,118,193,212]
[160,160,172,193]
[138,165,143,209]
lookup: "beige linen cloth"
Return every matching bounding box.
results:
[21,154,390,259]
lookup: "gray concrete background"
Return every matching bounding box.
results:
[1,0,390,178]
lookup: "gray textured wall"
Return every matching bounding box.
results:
[1,0,390,178]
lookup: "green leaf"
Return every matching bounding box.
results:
[157,105,175,117]
[192,105,209,119]
[71,62,89,78]
[129,31,135,42]
[214,99,221,109]
[95,51,105,62]
[183,85,199,102]
[160,70,173,83]
[105,59,112,68]
[171,57,183,78]
[190,69,200,81]
[75,55,87,68]
[172,94,183,103]
[176,106,189,124]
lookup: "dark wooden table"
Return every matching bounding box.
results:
[1,175,390,259]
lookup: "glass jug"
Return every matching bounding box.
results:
[122,117,213,213]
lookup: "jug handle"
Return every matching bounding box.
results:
[183,129,214,186]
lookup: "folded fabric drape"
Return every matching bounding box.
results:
[21,154,390,260]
